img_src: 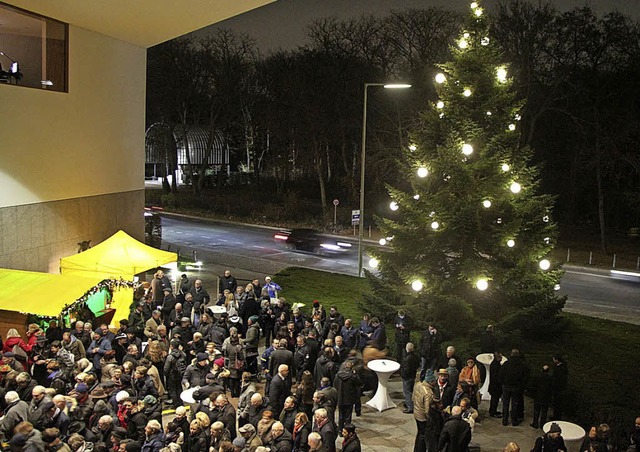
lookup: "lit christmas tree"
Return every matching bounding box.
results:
[364,1,566,338]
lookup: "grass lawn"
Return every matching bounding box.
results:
[275,266,640,449]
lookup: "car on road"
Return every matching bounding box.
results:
[274,228,352,255]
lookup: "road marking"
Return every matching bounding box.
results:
[565,270,610,279]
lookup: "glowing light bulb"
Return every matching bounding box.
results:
[539,259,551,270]
[435,73,446,84]
[496,217,503,224]
[507,239,515,248]
[463,33,470,38]
[475,7,483,17]
[508,124,516,131]
[458,38,469,49]
[501,163,510,172]
[482,200,492,208]
[510,182,522,193]
[486,111,492,116]
[409,144,417,151]
[496,66,508,83]
[390,201,399,211]
[543,215,549,223]
[379,238,387,246]
[481,37,490,46]
[554,284,561,291]
[411,280,423,292]
[369,258,379,269]
[431,221,439,230]
[476,279,489,291]
[463,89,472,97]
[436,101,445,109]
[417,167,429,178]
[439,113,445,119]
[470,2,478,8]
[413,194,420,200]
[544,237,550,244]
[515,114,522,121]
[462,143,474,155]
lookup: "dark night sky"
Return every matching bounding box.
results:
[191,0,640,52]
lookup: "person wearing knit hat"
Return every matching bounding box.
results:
[413,367,437,452]
[531,422,566,452]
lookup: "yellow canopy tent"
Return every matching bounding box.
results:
[60,230,177,325]
[0,268,104,339]
[0,268,104,317]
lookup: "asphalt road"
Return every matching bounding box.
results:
[152,214,640,324]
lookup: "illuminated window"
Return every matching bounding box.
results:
[0,3,68,92]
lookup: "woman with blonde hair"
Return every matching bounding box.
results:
[503,441,520,452]
[3,328,32,360]
[194,411,211,429]
[144,340,167,384]
[292,412,311,452]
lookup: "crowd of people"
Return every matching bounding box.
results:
[0,270,638,452]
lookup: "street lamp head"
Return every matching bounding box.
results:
[383,84,412,89]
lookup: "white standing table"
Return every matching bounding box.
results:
[476,353,507,401]
[366,359,401,412]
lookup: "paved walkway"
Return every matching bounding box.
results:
[351,373,542,452]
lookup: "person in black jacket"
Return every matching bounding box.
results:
[499,349,529,426]
[340,424,361,452]
[394,310,411,361]
[419,324,442,380]
[531,422,566,452]
[400,342,420,414]
[530,365,553,429]
[488,352,503,418]
[333,361,362,431]
[269,365,292,418]
[551,354,568,420]
[437,405,471,452]
[186,419,210,452]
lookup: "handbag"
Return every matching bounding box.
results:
[12,344,28,361]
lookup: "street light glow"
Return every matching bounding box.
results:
[539,259,551,270]
[417,167,429,178]
[435,73,447,84]
[476,279,489,291]
[510,182,522,193]
[369,258,379,269]
[507,239,515,247]
[411,280,423,291]
[482,200,492,208]
[462,143,474,155]
[390,201,399,211]
[384,84,412,89]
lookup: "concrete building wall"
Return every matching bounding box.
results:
[0,25,146,272]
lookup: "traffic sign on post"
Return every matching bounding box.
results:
[352,209,361,225]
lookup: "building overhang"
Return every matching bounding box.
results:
[3,0,275,47]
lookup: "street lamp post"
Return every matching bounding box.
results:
[358,82,411,277]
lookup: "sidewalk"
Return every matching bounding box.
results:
[353,374,541,452]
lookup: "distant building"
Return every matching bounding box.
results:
[145,123,230,186]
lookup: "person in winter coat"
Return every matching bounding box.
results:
[400,342,420,414]
[292,412,311,452]
[488,352,503,418]
[181,353,211,389]
[141,419,164,452]
[163,341,187,410]
[499,349,529,426]
[531,422,567,452]
[125,399,149,444]
[279,396,298,433]
[340,424,361,452]
[437,406,472,452]
[269,421,293,452]
[0,391,28,440]
[530,365,553,429]
[14,421,46,451]
[62,332,86,362]
[332,361,362,431]
[132,367,158,400]
[186,419,210,452]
